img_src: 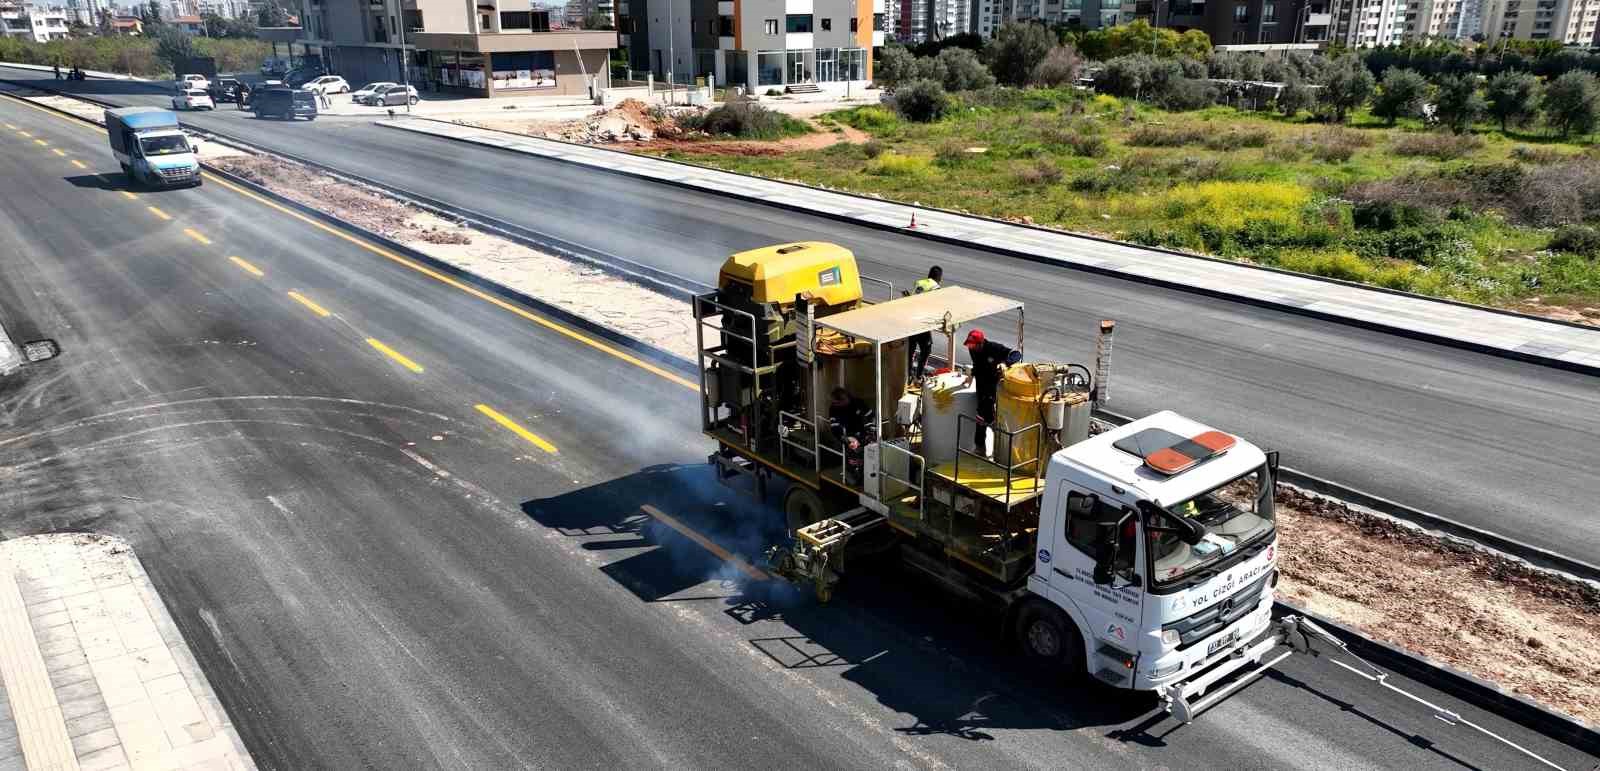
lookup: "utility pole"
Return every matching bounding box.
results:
[397,0,411,112]
[667,0,676,104]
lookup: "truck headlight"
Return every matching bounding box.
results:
[1148,660,1183,679]
[1161,629,1180,647]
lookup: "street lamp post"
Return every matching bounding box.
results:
[397,0,411,112]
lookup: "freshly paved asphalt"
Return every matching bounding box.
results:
[0,89,1595,770]
[9,67,1598,565]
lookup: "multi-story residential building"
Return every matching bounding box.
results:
[567,0,616,26]
[1482,0,1598,42]
[976,0,1119,38]
[887,0,966,42]
[623,0,883,93]
[1,2,70,40]
[63,0,106,26]
[1408,0,1484,37]
[1114,0,1332,45]
[295,0,615,96]
[1333,0,1409,45]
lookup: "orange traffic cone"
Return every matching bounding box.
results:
[906,212,919,229]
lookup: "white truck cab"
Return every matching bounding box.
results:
[104,107,202,189]
[1025,410,1280,710]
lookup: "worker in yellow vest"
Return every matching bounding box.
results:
[907,266,942,384]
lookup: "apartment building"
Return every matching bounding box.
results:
[624,0,883,93]
[976,0,1120,36]
[0,2,69,41]
[1110,0,1333,45]
[1333,0,1408,45]
[1406,0,1484,37]
[63,0,105,26]
[295,0,615,97]
[1482,0,1598,42]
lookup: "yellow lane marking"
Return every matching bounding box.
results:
[0,90,697,394]
[641,505,770,581]
[286,291,331,317]
[120,191,137,200]
[201,173,698,391]
[147,206,171,220]
[474,404,557,454]
[182,227,211,245]
[70,159,85,169]
[2,123,14,129]
[32,138,46,146]
[16,130,29,137]
[366,338,424,373]
[51,148,64,156]
[228,256,264,276]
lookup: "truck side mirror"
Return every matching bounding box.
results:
[1266,450,1280,474]
[1091,510,1132,585]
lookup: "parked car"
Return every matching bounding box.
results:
[285,67,324,88]
[208,77,241,102]
[172,88,214,111]
[302,75,350,94]
[252,88,318,121]
[349,81,396,104]
[176,73,210,91]
[373,84,419,106]
[260,58,289,76]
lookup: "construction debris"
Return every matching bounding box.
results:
[544,99,688,144]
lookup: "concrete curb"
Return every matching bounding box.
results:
[1272,600,1600,757]
[0,319,19,376]
[379,117,1600,380]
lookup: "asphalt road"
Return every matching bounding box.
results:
[11,68,1598,565]
[0,88,1595,770]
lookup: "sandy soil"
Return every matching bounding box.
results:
[1273,486,1600,724]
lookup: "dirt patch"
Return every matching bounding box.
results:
[211,155,471,245]
[460,100,867,157]
[1273,486,1600,724]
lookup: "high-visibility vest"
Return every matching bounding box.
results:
[914,278,939,294]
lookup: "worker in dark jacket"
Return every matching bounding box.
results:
[906,265,942,384]
[828,387,873,485]
[960,329,1020,456]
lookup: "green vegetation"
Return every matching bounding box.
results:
[679,99,811,139]
[668,91,1600,309]
[0,34,269,78]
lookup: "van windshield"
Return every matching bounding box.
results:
[1147,465,1274,588]
[139,135,191,156]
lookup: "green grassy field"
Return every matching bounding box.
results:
[657,90,1600,315]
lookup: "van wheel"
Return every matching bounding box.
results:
[1017,601,1086,677]
[408,96,418,105]
[783,485,827,533]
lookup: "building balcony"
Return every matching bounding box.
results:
[718,0,733,13]
[786,31,813,48]
[719,34,735,49]
[409,28,618,52]
[1306,12,1331,24]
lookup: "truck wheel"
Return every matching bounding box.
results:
[783,485,826,533]
[1017,601,1086,677]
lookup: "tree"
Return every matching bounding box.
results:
[140,0,163,27]
[67,19,91,37]
[1543,71,1599,138]
[985,21,1054,87]
[1210,51,1264,82]
[1432,74,1485,133]
[1277,77,1316,117]
[875,44,917,88]
[937,47,994,91]
[1030,45,1081,88]
[1317,55,1375,123]
[892,79,950,122]
[154,27,195,71]
[1096,54,1153,98]
[1485,70,1541,132]
[96,8,115,36]
[1371,68,1429,125]
[256,0,290,27]
[583,12,614,29]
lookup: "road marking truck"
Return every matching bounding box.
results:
[104,107,201,189]
[692,241,1287,720]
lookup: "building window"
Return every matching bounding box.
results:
[1262,3,1275,20]
[757,50,783,84]
[821,16,831,30]
[1233,3,1247,20]
[764,18,778,34]
[874,12,885,29]
[786,13,812,32]
[404,9,423,31]
[718,15,733,34]
[500,11,531,28]
[850,17,858,30]
[725,49,748,85]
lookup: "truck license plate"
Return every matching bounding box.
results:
[1207,629,1239,656]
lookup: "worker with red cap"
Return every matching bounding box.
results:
[960,329,1020,457]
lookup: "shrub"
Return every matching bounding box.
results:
[684,100,811,139]
[1277,77,1317,117]
[1157,78,1218,111]
[1371,68,1429,125]
[1299,128,1371,163]
[891,79,951,123]
[866,153,934,177]
[1014,160,1064,186]
[1097,54,1155,98]
[1203,128,1271,151]
[1543,71,1600,139]
[986,21,1056,87]
[1061,131,1108,157]
[862,138,885,158]
[1031,45,1083,88]
[934,141,968,166]
[1127,123,1209,147]
[1352,200,1434,231]
[1510,145,1566,164]
[938,47,996,91]
[1350,223,1474,267]
[876,44,918,88]
[1549,225,1600,257]
[1432,74,1486,134]
[836,105,899,132]
[1486,71,1541,132]
[913,54,948,87]
[1389,132,1484,160]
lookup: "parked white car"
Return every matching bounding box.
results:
[349,81,395,104]
[172,88,214,111]
[177,73,210,91]
[302,75,350,94]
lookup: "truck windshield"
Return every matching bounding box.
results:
[140,135,191,156]
[1148,465,1274,588]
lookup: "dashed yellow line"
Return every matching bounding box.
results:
[366,338,424,373]
[32,138,46,146]
[120,191,137,200]
[641,505,769,581]
[228,256,264,276]
[2,123,15,130]
[70,159,85,169]
[474,404,557,454]
[182,227,211,245]
[286,291,331,318]
[16,129,30,137]
[51,148,64,156]
[146,206,171,221]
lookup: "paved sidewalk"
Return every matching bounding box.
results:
[0,318,18,377]
[0,535,253,771]
[381,118,1600,373]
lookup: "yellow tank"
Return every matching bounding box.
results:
[994,364,1090,472]
[814,329,907,439]
[718,242,863,311]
